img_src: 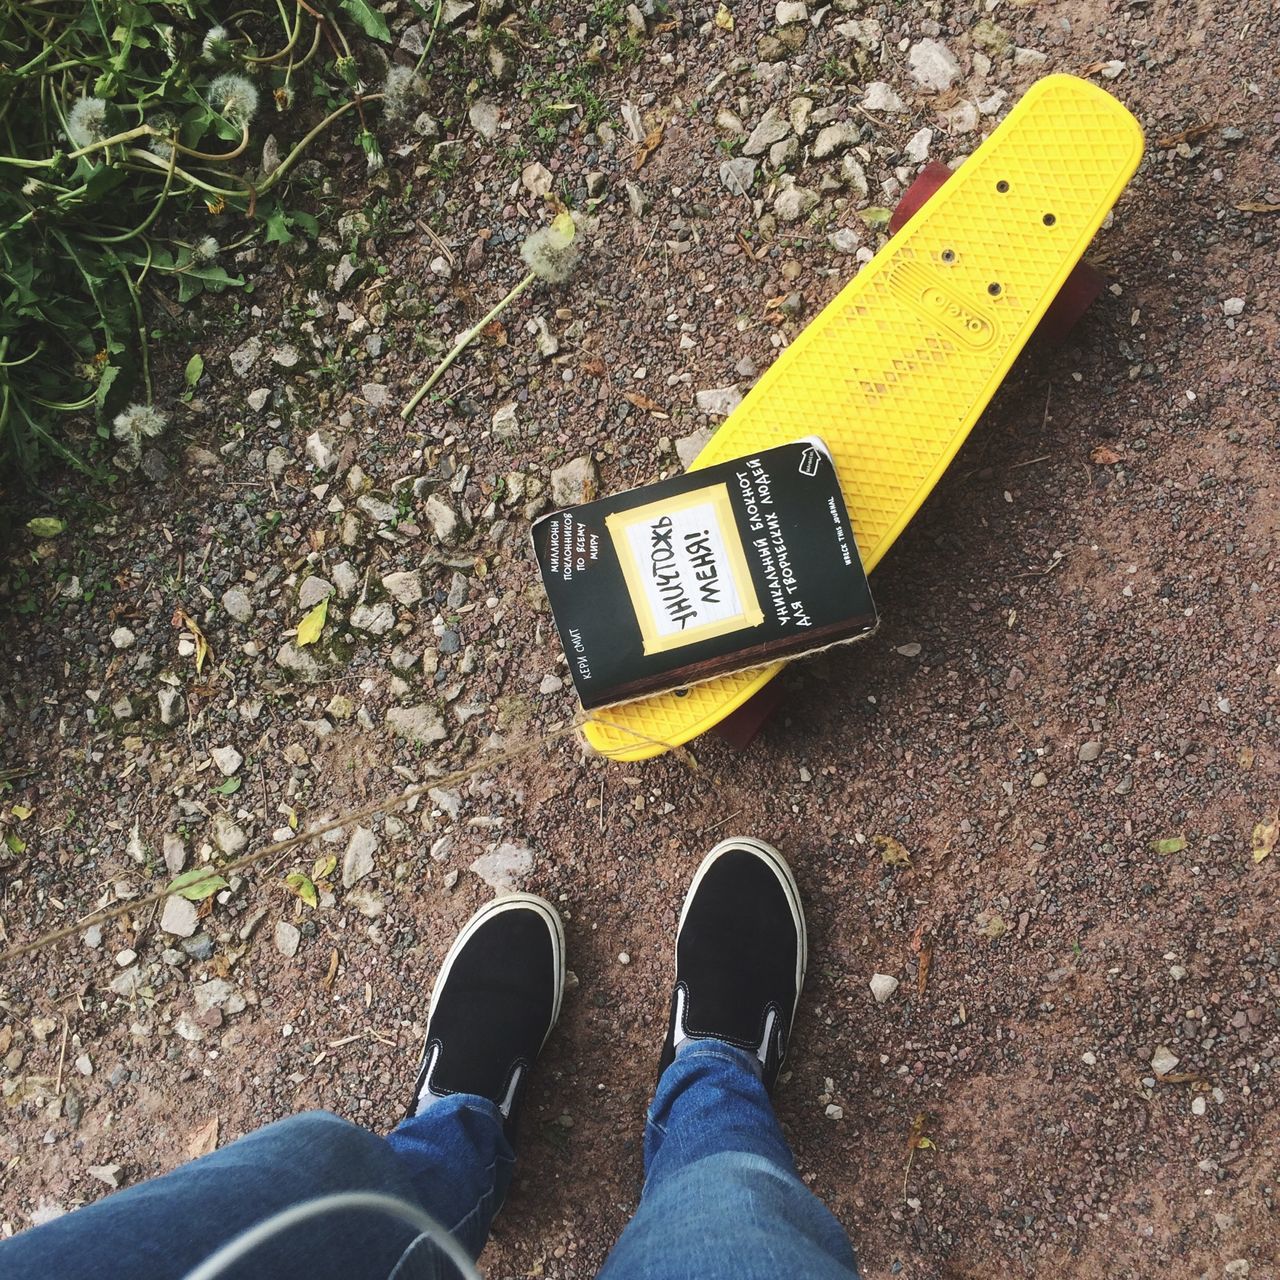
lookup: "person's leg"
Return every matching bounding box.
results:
[0,893,565,1280]
[600,838,860,1280]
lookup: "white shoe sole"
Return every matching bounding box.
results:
[427,892,567,1050]
[678,835,808,1000]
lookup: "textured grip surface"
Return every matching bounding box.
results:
[584,75,1143,761]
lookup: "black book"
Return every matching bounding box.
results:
[531,438,877,710]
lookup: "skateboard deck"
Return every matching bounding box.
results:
[583,74,1143,761]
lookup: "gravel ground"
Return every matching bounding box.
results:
[2,1,1278,1277]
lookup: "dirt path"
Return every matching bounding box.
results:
[2,2,1277,1276]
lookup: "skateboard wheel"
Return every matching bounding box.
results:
[711,680,787,750]
[1037,259,1106,342]
[889,161,953,236]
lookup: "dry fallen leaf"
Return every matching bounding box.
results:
[975,911,1007,941]
[295,598,328,648]
[622,390,669,417]
[1150,836,1187,855]
[172,607,211,675]
[285,871,318,908]
[1235,201,1280,214]
[1090,445,1122,464]
[907,1112,935,1152]
[633,125,665,170]
[916,940,933,997]
[874,835,912,868]
[1252,813,1277,864]
[714,3,734,30]
[1237,746,1255,769]
[184,1116,219,1160]
[1155,122,1217,148]
[322,948,340,991]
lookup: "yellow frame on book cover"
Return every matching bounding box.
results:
[604,482,764,656]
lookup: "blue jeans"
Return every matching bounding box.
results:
[0,1042,858,1279]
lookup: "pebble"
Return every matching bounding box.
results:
[491,402,519,440]
[825,1103,844,1120]
[1222,297,1245,317]
[229,337,261,377]
[110,626,136,650]
[773,179,819,222]
[210,746,243,776]
[939,100,980,134]
[862,82,906,113]
[193,978,246,1016]
[342,825,379,888]
[213,814,248,856]
[907,39,961,92]
[274,920,301,958]
[694,385,743,417]
[840,155,869,197]
[719,157,758,195]
[742,106,791,157]
[1151,1046,1180,1075]
[356,494,398,525]
[160,896,199,938]
[298,576,334,609]
[351,602,396,635]
[675,428,714,468]
[247,388,270,412]
[539,674,565,694]
[1081,1051,1098,1065]
[1169,964,1188,981]
[305,431,335,471]
[424,494,461,542]
[813,123,859,159]
[468,101,501,140]
[618,952,631,965]
[829,228,860,254]
[1191,1095,1206,1116]
[1077,740,1102,763]
[550,456,599,506]
[382,571,423,606]
[470,841,534,891]
[385,705,446,744]
[904,127,933,164]
[775,0,807,23]
[870,973,899,1003]
[276,642,323,681]
[221,588,254,624]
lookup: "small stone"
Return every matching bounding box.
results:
[424,494,461,543]
[695,385,742,417]
[470,841,534,891]
[825,1103,844,1120]
[87,1165,122,1189]
[1082,1051,1098,1065]
[742,106,791,157]
[270,343,300,369]
[213,814,248,856]
[862,82,906,113]
[1169,964,1188,981]
[356,494,398,525]
[298,576,334,609]
[342,825,379,888]
[274,920,301,958]
[675,428,714,468]
[585,171,607,198]
[618,952,631,965]
[788,96,813,136]
[939,100,980,134]
[1030,771,1048,788]
[904,127,933,164]
[350,602,396,635]
[160,896,199,938]
[381,571,423,606]
[840,155,869,197]
[110,626,136,650]
[907,39,961,92]
[157,686,185,727]
[491,402,519,440]
[895,642,922,657]
[468,101,501,139]
[174,1013,205,1042]
[870,973,899,1003]
[1150,1046,1180,1075]
[1191,1095,1206,1116]
[551,456,598,506]
[719,157,758,195]
[1012,46,1049,68]
[813,123,859,159]
[210,746,242,776]
[775,0,807,23]
[624,181,647,218]
[385,705,447,745]
[1077,740,1102,763]
[773,179,818,222]
[229,337,261,377]
[276,642,322,681]
[221,588,253,624]
[247,388,271,412]
[305,431,335,471]
[539,674,564,694]
[111,696,135,721]
[1222,297,1245,317]
[193,978,246,1017]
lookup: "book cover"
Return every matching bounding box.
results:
[531,439,877,710]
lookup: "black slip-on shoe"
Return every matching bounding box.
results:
[658,836,807,1093]
[407,893,565,1141]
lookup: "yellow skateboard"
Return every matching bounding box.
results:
[584,74,1143,761]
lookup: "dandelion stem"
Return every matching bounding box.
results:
[401,273,536,419]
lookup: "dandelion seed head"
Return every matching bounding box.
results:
[382,64,426,120]
[193,236,220,264]
[112,403,169,453]
[146,111,179,160]
[67,97,110,148]
[202,25,232,62]
[209,73,259,128]
[520,225,581,284]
